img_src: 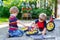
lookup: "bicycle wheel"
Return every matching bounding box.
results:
[46,22,55,31]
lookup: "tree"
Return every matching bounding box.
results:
[55,0,57,18]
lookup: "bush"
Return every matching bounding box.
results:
[30,8,52,19]
[0,6,22,19]
[0,6,10,18]
[0,0,53,19]
[0,6,52,19]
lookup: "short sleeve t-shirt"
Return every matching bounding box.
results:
[35,19,46,30]
[9,15,18,28]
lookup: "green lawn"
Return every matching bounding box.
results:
[0,18,8,24]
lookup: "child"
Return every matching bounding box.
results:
[32,13,47,36]
[9,6,25,37]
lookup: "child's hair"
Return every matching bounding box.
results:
[39,13,47,18]
[9,6,19,14]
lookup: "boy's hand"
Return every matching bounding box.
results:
[42,28,46,35]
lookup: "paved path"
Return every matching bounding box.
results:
[0,20,60,40]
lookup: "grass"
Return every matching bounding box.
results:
[0,18,8,24]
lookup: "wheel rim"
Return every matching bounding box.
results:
[47,22,55,31]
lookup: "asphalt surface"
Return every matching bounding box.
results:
[0,20,60,40]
